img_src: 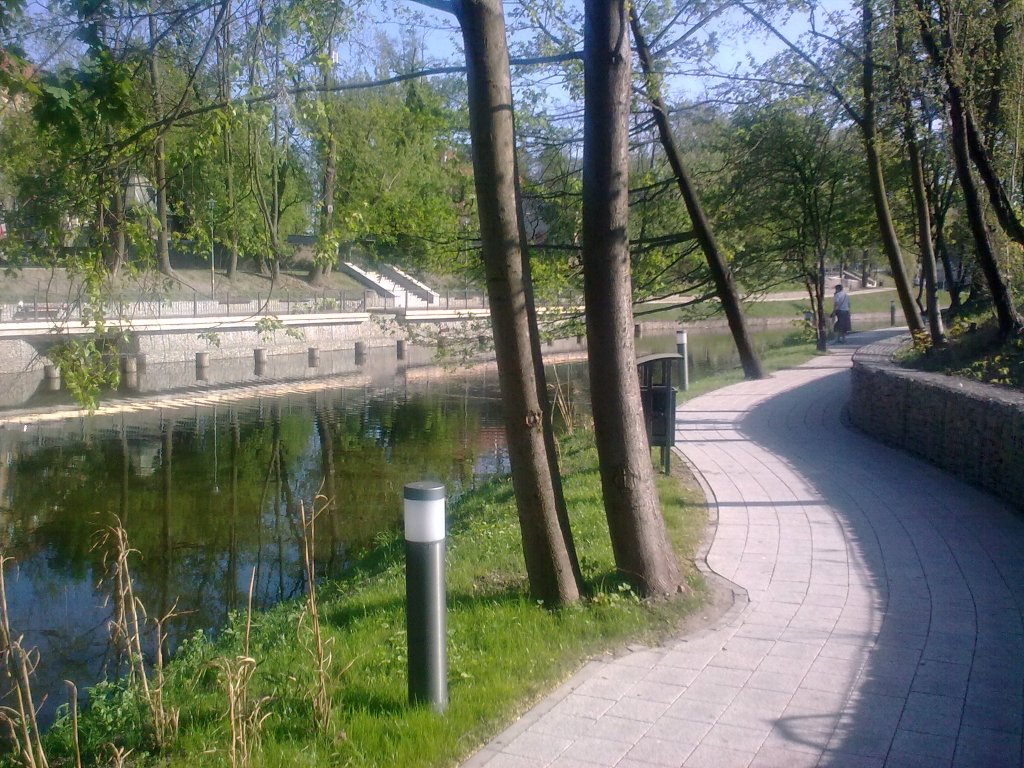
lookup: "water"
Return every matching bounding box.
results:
[0,326,807,723]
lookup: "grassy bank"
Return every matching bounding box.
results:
[36,435,705,768]
[28,339,821,768]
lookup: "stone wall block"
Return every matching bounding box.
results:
[851,338,1024,513]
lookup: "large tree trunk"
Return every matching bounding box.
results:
[455,0,582,605]
[149,11,173,277]
[582,0,682,597]
[861,0,923,335]
[630,9,764,380]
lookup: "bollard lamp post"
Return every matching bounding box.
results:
[675,328,689,391]
[403,481,447,712]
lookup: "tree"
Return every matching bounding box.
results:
[910,0,1024,337]
[630,8,764,380]
[736,0,925,336]
[726,97,870,351]
[415,0,584,605]
[582,0,682,597]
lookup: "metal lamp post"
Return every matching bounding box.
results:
[403,481,447,712]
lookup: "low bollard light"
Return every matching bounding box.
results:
[890,300,896,327]
[675,329,689,391]
[403,481,447,712]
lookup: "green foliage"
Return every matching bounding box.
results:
[901,316,1024,389]
[47,338,119,410]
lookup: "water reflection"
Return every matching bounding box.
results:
[0,371,509,723]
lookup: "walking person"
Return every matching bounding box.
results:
[831,283,852,342]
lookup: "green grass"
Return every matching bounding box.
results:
[40,434,707,768]
[638,289,906,324]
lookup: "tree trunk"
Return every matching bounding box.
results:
[912,0,1024,327]
[894,15,944,345]
[219,1,238,279]
[109,177,127,274]
[149,11,173,277]
[455,0,582,605]
[815,256,828,351]
[948,95,1023,337]
[861,0,924,335]
[582,0,682,597]
[630,9,764,380]
[310,41,338,287]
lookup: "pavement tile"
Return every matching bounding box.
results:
[474,753,539,768]
[663,695,730,725]
[697,665,753,688]
[644,717,711,745]
[548,760,604,768]
[622,735,696,766]
[886,753,952,768]
[718,688,793,729]
[747,746,821,768]
[624,680,685,705]
[642,665,700,689]
[584,715,651,744]
[531,713,596,740]
[681,743,757,767]
[890,728,957,761]
[605,696,672,723]
[551,694,616,720]
[559,736,631,766]
[504,730,572,761]
[953,725,1023,767]
[701,722,770,752]
[818,752,884,767]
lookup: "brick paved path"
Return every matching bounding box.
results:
[464,330,1024,767]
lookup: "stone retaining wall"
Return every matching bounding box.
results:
[849,337,1024,510]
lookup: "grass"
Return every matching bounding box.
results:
[38,433,708,768]
[637,288,903,325]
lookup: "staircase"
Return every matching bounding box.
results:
[341,263,434,309]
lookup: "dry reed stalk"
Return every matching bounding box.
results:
[150,607,181,748]
[216,566,268,768]
[550,366,575,434]
[106,744,133,768]
[64,681,81,768]
[299,498,333,734]
[97,520,181,750]
[0,555,48,768]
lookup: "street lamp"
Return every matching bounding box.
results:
[208,200,216,300]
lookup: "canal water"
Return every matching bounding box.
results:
[0,326,807,723]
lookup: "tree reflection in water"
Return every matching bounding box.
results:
[0,371,509,724]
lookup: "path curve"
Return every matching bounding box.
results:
[464,328,1024,767]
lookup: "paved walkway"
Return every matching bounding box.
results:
[464,329,1024,767]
